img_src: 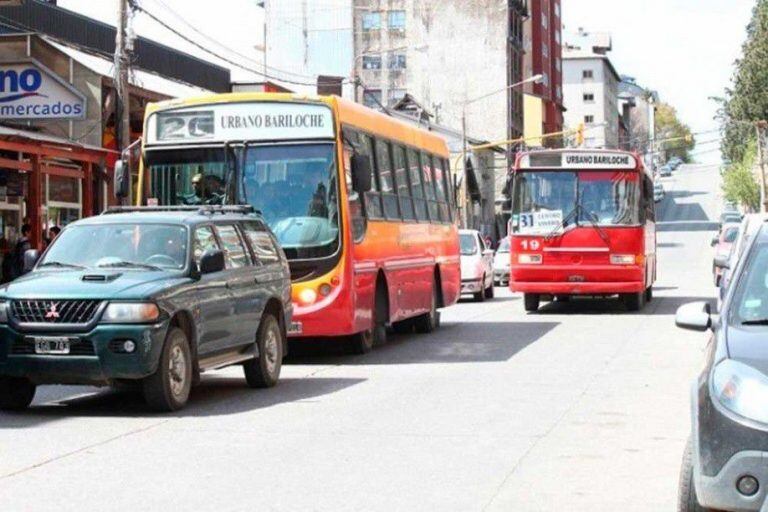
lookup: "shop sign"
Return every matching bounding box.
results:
[0,62,86,120]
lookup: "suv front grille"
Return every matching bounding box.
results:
[11,300,102,324]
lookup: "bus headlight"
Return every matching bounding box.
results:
[610,254,636,265]
[713,359,768,425]
[518,254,542,265]
[297,288,318,306]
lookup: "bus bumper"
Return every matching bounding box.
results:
[511,281,646,295]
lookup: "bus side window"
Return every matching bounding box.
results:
[644,176,655,222]
[434,158,450,223]
[359,133,383,220]
[407,148,428,222]
[422,152,440,223]
[376,139,400,220]
[394,144,415,221]
[443,158,455,222]
[342,126,367,242]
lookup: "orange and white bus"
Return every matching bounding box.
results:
[133,93,460,353]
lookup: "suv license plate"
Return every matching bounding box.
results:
[34,337,72,355]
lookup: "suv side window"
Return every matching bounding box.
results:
[242,221,280,263]
[215,224,249,269]
[193,226,220,265]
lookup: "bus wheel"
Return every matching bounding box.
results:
[523,293,540,312]
[347,329,374,355]
[645,287,653,302]
[392,319,414,334]
[414,281,440,333]
[621,292,644,312]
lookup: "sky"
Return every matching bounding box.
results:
[57,0,755,164]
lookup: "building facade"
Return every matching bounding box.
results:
[523,0,564,143]
[619,75,658,158]
[562,32,620,149]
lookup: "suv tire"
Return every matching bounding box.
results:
[143,327,192,412]
[678,438,713,512]
[0,376,36,411]
[244,313,284,388]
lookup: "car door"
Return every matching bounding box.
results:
[192,225,234,357]
[214,223,258,348]
[241,221,286,321]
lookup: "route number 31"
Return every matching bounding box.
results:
[521,240,541,251]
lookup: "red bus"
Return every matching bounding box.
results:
[508,149,657,312]
[139,93,460,354]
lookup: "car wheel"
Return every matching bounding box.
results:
[414,279,440,333]
[0,376,36,411]
[244,313,284,388]
[484,279,495,299]
[474,275,486,302]
[523,293,540,312]
[678,438,714,512]
[143,327,192,412]
[621,292,645,312]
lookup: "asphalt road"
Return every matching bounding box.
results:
[0,164,718,511]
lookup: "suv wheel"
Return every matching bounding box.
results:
[143,327,192,412]
[0,376,36,411]
[244,314,283,388]
[678,438,713,512]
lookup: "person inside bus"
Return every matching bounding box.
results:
[308,182,329,218]
[184,169,225,205]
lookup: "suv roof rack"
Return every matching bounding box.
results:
[104,205,258,216]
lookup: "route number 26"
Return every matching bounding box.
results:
[521,240,541,251]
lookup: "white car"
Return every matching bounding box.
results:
[653,181,664,202]
[493,236,511,286]
[459,229,494,301]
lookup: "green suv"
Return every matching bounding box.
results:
[0,206,292,411]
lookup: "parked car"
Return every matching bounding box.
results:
[720,211,743,228]
[712,223,740,286]
[653,181,665,203]
[668,157,683,169]
[660,165,673,177]
[459,229,494,301]
[0,206,292,412]
[493,236,511,286]
[719,214,768,307]
[676,221,768,512]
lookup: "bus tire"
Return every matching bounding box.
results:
[622,292,644,312]
[645,286,653,302]
[523,293,540,312]
[347,329,374,355]
[414,280,440,333]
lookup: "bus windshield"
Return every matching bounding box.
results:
[241,143,339,259]
[512,170,640,233]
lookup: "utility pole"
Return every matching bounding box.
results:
[114,0,132,156]
[756,121,768,213]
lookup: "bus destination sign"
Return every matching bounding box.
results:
[522,151,637,170]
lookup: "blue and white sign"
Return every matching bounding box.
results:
[0,63,85,120]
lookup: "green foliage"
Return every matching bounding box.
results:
[655,103,695,161]
[722,0,768,163]
[722,139,760,210]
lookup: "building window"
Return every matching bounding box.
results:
[388,53,407,70]
[554,3,560,17]
[584,115,595,124]
[555,30,561,44]
[556,57,561,72]
[583,69,594,79]
[362,12,381,31]
[363,89,382,108]
[362,55,382,70]
[542,14,548,29]
[542,73,549,86]
[583,93,595,102]
[543,43,549,58]
[556,85,562,100]
[388,88,407,105]
[388,10,406,30]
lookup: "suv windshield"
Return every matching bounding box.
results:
[41,224,188,271]
[512,170,640,233]
[460,234,478,255]
[730,242,768,325]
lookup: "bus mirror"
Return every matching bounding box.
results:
[114,160,130,199]
[351,154,372,193]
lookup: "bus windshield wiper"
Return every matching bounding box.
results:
[38,261,86,270]
[581,208,611,246]
[544,204,579,241]
[97,260,162,271]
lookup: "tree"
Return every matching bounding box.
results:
[655,103,695,162]
[721,0,768,163]
[722,139,760,210]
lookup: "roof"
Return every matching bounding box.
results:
[563,50,621,82]
[77,209,259,227]
[45,38,211,99]
[0,125,112,155]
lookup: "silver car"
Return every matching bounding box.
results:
[459,230,494,301]
[493,237,511,286]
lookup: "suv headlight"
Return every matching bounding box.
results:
[101,302,160,324]
[712,359,768,424]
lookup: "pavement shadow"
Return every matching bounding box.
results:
[647,295,716,316]
[531,295,714,316]
[657,221,719,232]
[287,320,558,365]
[0,376,365,424]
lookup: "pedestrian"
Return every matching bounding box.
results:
[46,225,61,249]
[11,224,31,280]
[484,235,494,250]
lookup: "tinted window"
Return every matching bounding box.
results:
[394,145,415,221]
[216,224,249,268]
[243,222,280,263]
[422,153,440,222]
[376,139,399,219]
[193,226,219,264]
[359,133,382,219]
[407,149,428,221]
[731,242,768,325]
[724,226,739,243]
[435,158,450,222]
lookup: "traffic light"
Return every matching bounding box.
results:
[576,123,585,146]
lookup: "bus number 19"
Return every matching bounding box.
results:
[521,240,540,251]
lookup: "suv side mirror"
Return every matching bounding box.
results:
[199,249,225,275]
[675,301,712,332]
[350,154,372,193]
[114,159,130,199]
[23,249,40,273]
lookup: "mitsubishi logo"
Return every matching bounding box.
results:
[45,303,60,319]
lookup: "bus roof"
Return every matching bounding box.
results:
[516,149,647,174]
[144,92,449,157]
